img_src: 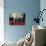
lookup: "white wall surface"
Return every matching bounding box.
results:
[40,0,46,26]
[40,0,46,45]
[0,0,4,42]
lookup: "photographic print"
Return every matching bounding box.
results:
[9,12,25,25]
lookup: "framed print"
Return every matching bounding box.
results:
[9,12,25,25]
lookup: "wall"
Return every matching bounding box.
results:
[4,0,40,42]
[40,0,46,45]
[0,0,4,42]
[40,0,46,26]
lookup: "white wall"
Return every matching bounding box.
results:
[0,0,4,42]
[40,0,46,26]
[40,0,46,45]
